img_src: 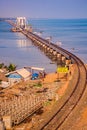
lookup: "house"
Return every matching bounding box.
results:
[6,68,31,85]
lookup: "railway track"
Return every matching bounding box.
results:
[39,57,86,130]
[4,20,87,129]
[24,31,87,130]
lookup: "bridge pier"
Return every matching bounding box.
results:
[28,37,71,66]
[57,53,62,61]
[47,47,50,51]
[49,48,53,53]
[62,56,66,63]
[51,51,57,61]
[66,59,71,66]
[24,33,70,66]
[53,50,57,56]
[56,53,62,65]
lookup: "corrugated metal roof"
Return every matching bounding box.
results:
[16,68,31,79]
[31,67,45,71]
[24,66,45,71]
[8,73,22,78]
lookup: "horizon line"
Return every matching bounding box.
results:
[0,17,87,19]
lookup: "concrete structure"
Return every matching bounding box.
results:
[16,17,26,29]
[0,92,43,125]
[3,116,12,129]
[24,66,45,78]
[62,56,66,63]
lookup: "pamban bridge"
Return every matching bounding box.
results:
[0,17,87,130]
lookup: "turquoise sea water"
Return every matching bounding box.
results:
[0,18,87,72]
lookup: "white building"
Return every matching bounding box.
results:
[16,17,26,29]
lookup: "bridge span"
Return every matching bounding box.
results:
[2,19,87,129]
[6,19,73,66]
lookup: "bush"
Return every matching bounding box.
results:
[0,63,4,68]
[33,81,42,88]
[7,63,17,72]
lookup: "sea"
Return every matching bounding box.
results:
[0,18,87,73]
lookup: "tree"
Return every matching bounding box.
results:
[0,63,4,68]
[8,63,17,72]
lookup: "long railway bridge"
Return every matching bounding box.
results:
[2,19,87,129]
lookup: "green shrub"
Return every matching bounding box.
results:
[0,63,4,68]
[7,63,17,72]
[33,81,42,88]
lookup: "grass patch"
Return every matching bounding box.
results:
[33,81,42,88]
[44,100,51,106]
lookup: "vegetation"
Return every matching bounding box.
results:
[44,100,51,106]
[33,81,42,88]
[0,63,4,69]
[7,63,17,72]
[0,62,17,72]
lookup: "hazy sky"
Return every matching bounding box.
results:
[0,0,87,18]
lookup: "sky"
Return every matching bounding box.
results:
[0,0,87,18]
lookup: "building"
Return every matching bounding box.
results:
[16,17,26,29]
[6,68,31,85]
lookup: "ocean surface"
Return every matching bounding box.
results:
[0,18,87,72]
